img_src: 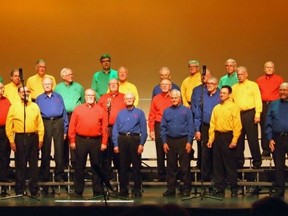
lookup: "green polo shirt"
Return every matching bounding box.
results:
[218,71,238,88]
[54,81,85,113]
[91,69,118,100]
[0,76,3,83]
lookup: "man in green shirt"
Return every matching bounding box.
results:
[55,67,85,171]
[91,54,118,101]
[218,58,239,88]
[0,76,3,83]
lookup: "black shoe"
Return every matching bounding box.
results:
[181,191,191,197]
[246,186,260,195]
[211,189,225,198]
[163,190,176,197]
[1,190,9,197]
[133,191,142,197]
[30,192,39,197]
[117,191,129,197]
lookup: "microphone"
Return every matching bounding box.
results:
[106,98,112,110]
[202,65,206,77]
[19,68,24,82]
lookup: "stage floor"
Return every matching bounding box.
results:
[0,185,278,216]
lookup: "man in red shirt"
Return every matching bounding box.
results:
[68,88,108,197]
[0,82,11,196]
[98,79,126,180]
[256,61,284,157]
[148,79,172,181]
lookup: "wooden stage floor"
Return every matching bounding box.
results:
[0,185,279,216]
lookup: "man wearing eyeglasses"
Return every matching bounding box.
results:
[91,54,118,101]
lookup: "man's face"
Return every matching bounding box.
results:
[118,68,127,82]
[124,94,135,106]
[36,62,46,76]
[11,71,21,85]
[160,70,171,80]
[220,88,230,102]
[279,85,288,101]
[170,92,181,106]
[225,61,237,74]
[0,83,4,97]
[264,62,275,75]
[18,87,30,101]
[63,70,73,83]
[109,80,119,93]
[237,69,248,83]
[188,64,198,75]
[42,79,53,93]
[101,58,111,71]
[85,90,96,105]
[206,80,217,93]
[160,80,172,93]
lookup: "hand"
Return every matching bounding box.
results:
[70,142,76,150]
[254,117,260,124]
[163,143,169,154]
[114,147,119,153]
[207,142,212,148]
[38,141,43,149]
[137,145,144,155]
[10,142,16,152]
[186,143,192,153]
[229,142,237,149]
[269,140,275,152]
[64,134,67,140]
[195,132,201,141]
[100,144,107,151]
[150,131,155,141]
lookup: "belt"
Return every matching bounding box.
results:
[215,130,233,134]
[262,101,272,105]
[16,132,37,136]
[275,132,288,137]
[167,135,188,139]
[0,125,5,129]
[43,116,62,120]
[240,108,255,114]
[76,134,101,139]
[119,132,140,137]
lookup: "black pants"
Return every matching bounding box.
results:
[213,131,237,191]
[272,134,288,191]
[166,136,191,192]
[40,118,65,181]
[74,135,103,195]
[260,102,271,153]
[0,126,11,182]
[14,133,39,195]
[155,122,166,178]
[236,109,262,168]
[118,135,142,193]
[200,123,213,181]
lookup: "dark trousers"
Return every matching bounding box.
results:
[118,135,142,192]
[200,123,213,181]
[74,136,102,195]
[213,131,237,191]
[236,109,262,168]
[14,133,39,194]
[260,102,271,153]
[102,126,119,180]
[155,122,166,178]
[166,136,191,191]
[0,126,11,182]
[64,113,74,168]
[272,134,288,191]
[40,118,64,181]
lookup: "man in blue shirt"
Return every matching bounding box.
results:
[112,92,147,197]
[36,77,68,192]
[161,89,194,197]
[266,82,288,198]
[193,77,220,182]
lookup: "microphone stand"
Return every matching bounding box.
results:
[183,66,222,202]
[2,68,40,201]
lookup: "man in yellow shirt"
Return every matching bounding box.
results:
[232,66,262,195]
[4,69,22,104]
[207,85,242,198]
[180,60,202,107]
[26,59,56,101]
[117,66,139,107]
[5,86,44,196]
